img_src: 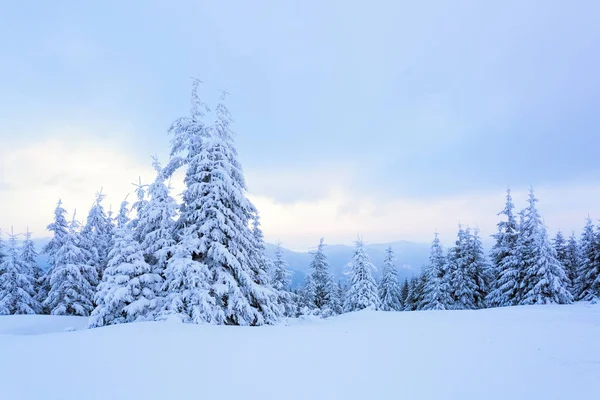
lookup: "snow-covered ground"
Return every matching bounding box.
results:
[1,304,598,400]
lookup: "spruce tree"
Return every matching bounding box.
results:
[80,191,111,281]
[271,242,295,317]
[487,189,520,307]
[344,239,380,312]
[0,229,40,314]
[89,223,163,327]
[20,229,42,294]
[163,82,280,325]
[308,238,333,311]
[404,276,420,311]
[564,233,580,294]
[43,213,97,316]
[400,278,409,309]
[553,231,568,268]
[576,217,600,301]
[447,226,477,309]
[378,247,402,311]
[468,229,492,308]
[136,158,177,281]
[422,233,452,310]
[519,189,572,304]
[322,279,344,317]
[38,200,70,311]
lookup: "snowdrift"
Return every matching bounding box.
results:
[0,304,598,400]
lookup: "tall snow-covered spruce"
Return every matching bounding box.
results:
[487,190,521,307]
[80,191,112,281]
[378,247,402,311]
[162,81,281,325]
[344,238,380,312]
[422,233,452,310]
[0,229,40,315]
[576,217,600,301]
[43,213,97,316]
[518,189,572,305]
[271,242,295,317]
[39,200,70,311]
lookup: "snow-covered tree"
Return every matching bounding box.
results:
[130,178,149,237]
[43,213,97,316]
[307,238,333,311]
[116,197,131,229]
[519,189,572,305]
[162,82,280,325]
[400,278,409,309]
[447,226,477,309]
[89,223,163,328]
[576,217,600,301]
[38,200,70,311]
[378,247,402,311]
[487,189,521,307]
[564,233,580,294]
[422,233,452,310]
[553,231,568,268]
[468,229,492,308]
[80,191,112,281]
[404,276,421,311]
[271,242,295,317]
[344,239,379,312]
[322,279,344,317]
[0,230,40,314]
[136,158,177,280]
[20,229,42,292]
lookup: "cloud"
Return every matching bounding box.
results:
[250,183,600,251]
[0,133,156,238]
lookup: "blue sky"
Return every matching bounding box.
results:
[1,1,599,250]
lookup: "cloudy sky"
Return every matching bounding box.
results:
[1,1,599,250]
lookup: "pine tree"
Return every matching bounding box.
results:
[468,229,492,308]
[322,279,344,317]
[487,189,521,307]
[378,247,402,311]
[308,238,333,311]
[136,158,177,281]
[43,213,97,316]
[400,279,409,309]
[519,189,572,305]
[447,226,477,309]
[344,239,380,312]
[553,231,568,268]
[564,233,580,294]
[20,229,42,294]
[89,223,163,327]
[576,217,600,301]
[38,200,70,312]
[422,233,452,310]
[0,229,40,314]
[80,191,111,281]
[404,276,420,311]
[271,242,295,317]
[163,83,280,325]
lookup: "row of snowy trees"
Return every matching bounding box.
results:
[389,188,598,313]
[2,81,599,324]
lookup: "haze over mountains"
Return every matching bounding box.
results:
[266,240,429,287]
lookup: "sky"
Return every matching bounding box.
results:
[1,0,600,251]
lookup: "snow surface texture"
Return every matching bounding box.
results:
[1,304,599,400]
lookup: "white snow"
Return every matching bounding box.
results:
[1,304,599,399]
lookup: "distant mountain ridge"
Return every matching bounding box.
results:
[266,240,429,287]
[32,238,429,287]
